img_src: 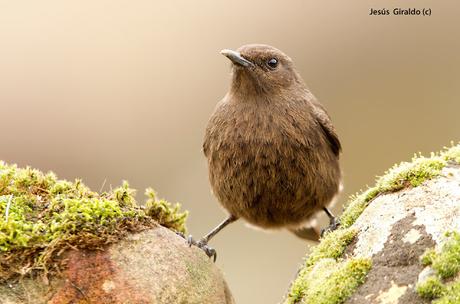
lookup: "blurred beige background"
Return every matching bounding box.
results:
[1,1,459,303]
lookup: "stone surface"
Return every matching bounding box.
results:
[0,226,234,304]
[346,165,460,304]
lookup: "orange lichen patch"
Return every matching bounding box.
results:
[50,249,151,304]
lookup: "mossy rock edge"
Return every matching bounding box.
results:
[0,226,234,304]
[0,162,188,282]
[285,143,460,304]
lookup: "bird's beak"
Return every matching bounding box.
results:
[220,49,254,68]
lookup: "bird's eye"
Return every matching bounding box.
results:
[266,58,278,69]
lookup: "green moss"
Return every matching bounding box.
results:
[416,276,446,299]
[405,149,460,302]
[421,248,437,266]
[340,188,379,228]
[420,232,460,280]
[434,280,460,304]
[113,180,137,207]
[286,228,362,303]
[416,231,460,302]
[430,232,460,279]
[376,156,445,190]
[305,228,357,267]
[287,258,371,304]
[145,188,188,234]
[441,142,460,164]
[0,161,188,281]
[287,143,460,304]
[307,259,371,304]
[340,156,445,229]
[340,143,460,228]
[417,277,460,304]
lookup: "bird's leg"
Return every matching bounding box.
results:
[183,215,238,262]
[320,207,341,237]
[200,214,238,244]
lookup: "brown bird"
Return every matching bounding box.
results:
[188,44,342,260]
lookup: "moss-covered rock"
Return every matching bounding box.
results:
[0,161,187,281]
[289,258,371,304]
[287,228,361,303]
[423,231,460,279]
[340,143,460,229]
[416,276,446,299]
[285,143,460,304]
[435,279,460,304]
[0,226,234,304]
[416,231,460,302]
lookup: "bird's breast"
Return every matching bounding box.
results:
[203,99,340,228]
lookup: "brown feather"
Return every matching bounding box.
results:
[203,44,341,230]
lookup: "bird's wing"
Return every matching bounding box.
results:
[311,102,342,156]
[203,137,210,157]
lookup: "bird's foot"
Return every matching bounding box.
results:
[320,217,341,237]
[176,232,217,262]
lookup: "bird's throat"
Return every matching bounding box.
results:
[230,69,268,98]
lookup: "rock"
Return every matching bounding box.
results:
[345,164,460,304]
[0,226,234,304]
[285,144,460,304]
[0,162,233,303]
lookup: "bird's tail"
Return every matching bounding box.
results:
[288,218,321,242]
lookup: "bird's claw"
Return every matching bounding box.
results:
[187,235,194,247]
[320,217,341,237]
[177,233,217,262]
[198,241,217,262]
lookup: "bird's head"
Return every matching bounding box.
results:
[221,44,303,96]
